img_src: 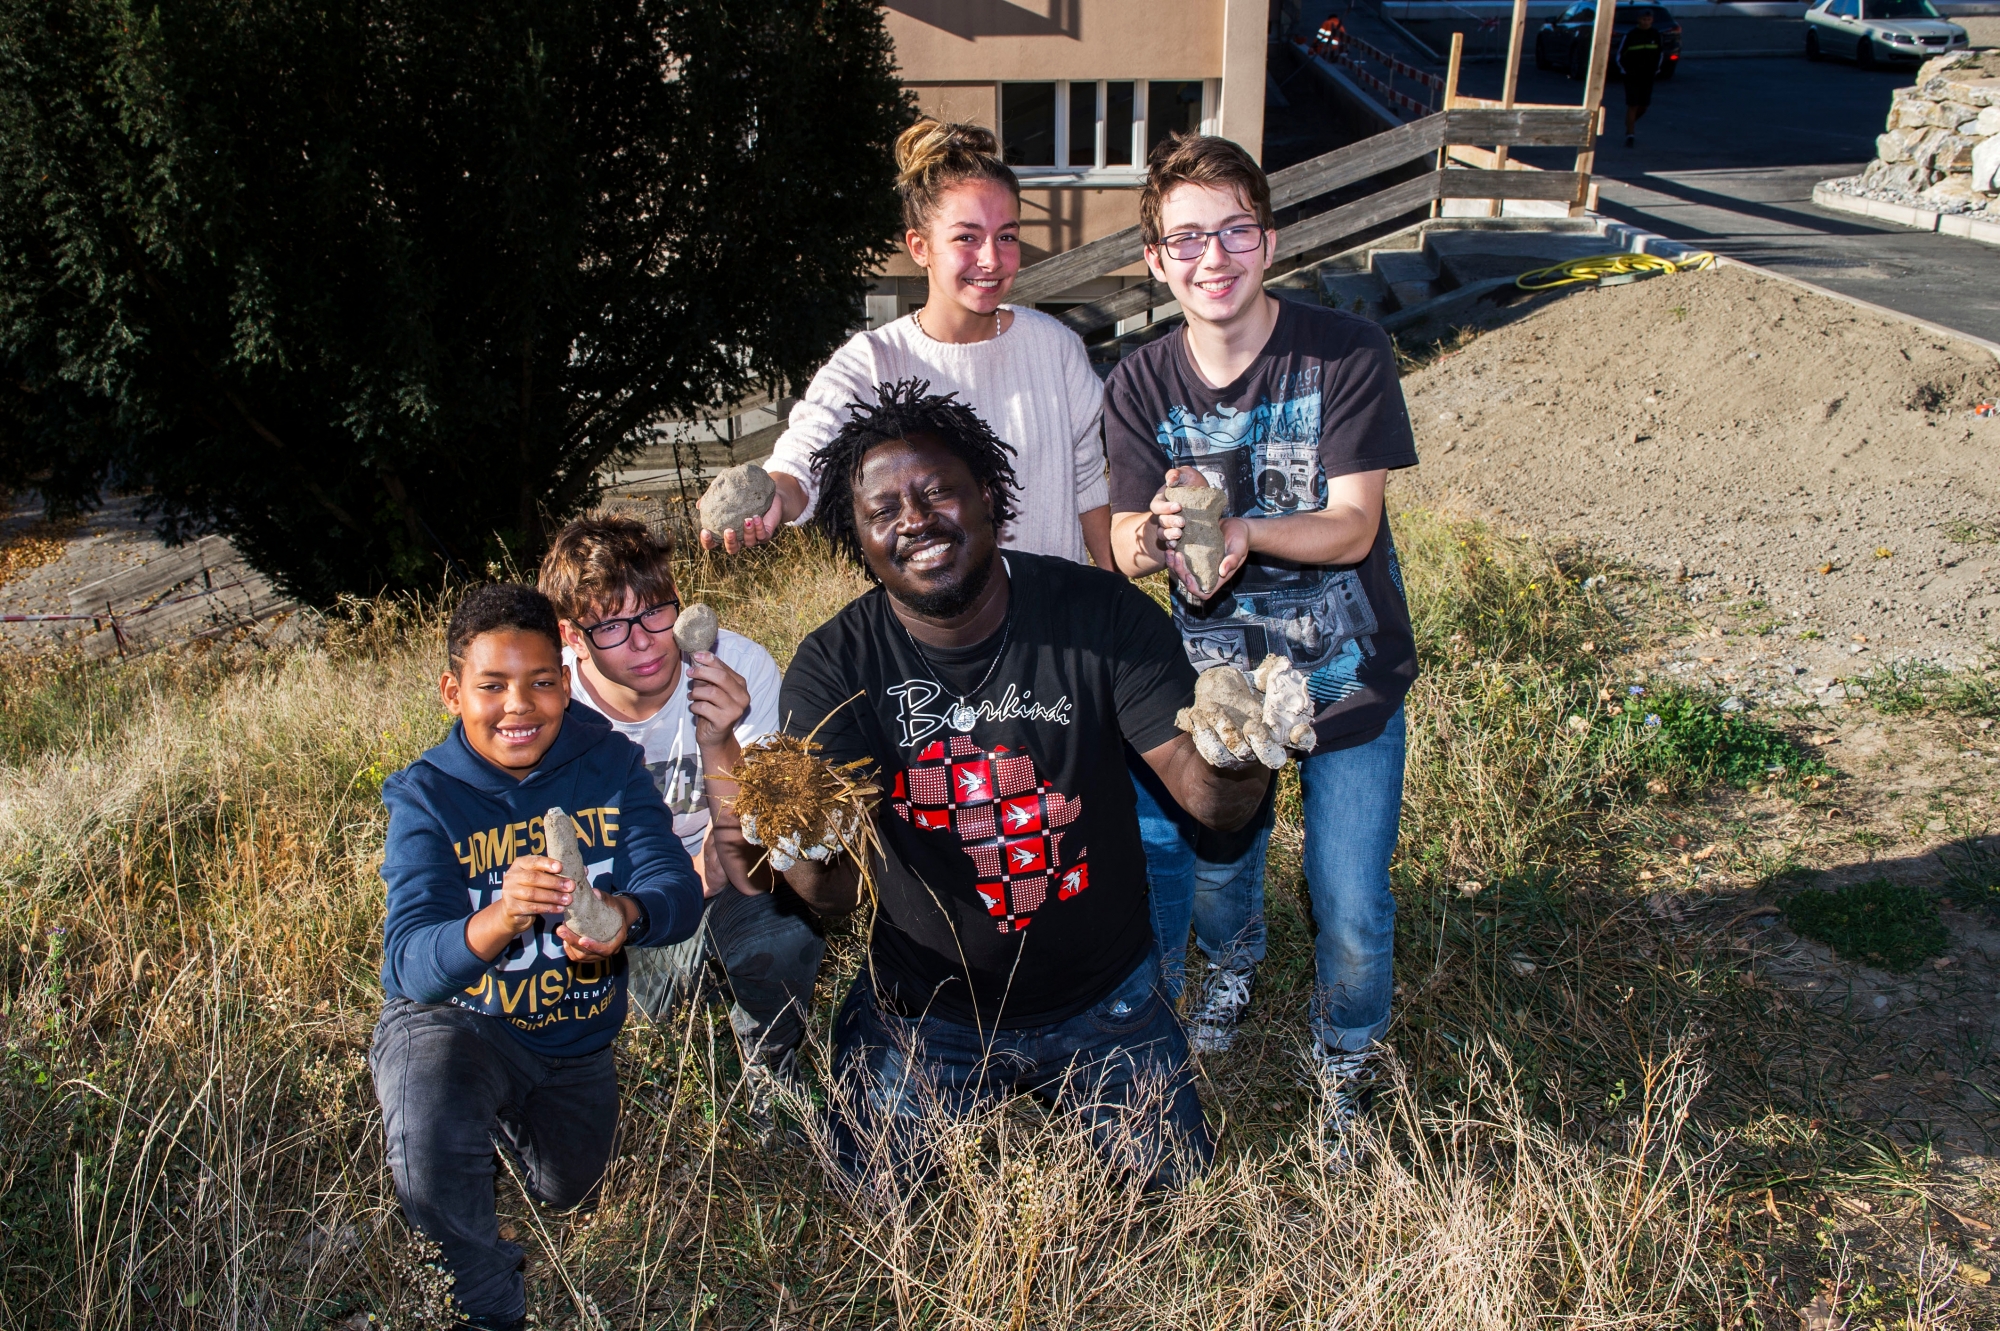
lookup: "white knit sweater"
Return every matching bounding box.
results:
[764,307,1108,565]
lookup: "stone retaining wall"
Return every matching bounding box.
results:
[1825,51,2000,213]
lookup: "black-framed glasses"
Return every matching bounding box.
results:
[577,599,678,650]
[1156,224,1269,262]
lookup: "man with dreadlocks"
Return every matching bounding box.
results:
[773,380,1271,1188]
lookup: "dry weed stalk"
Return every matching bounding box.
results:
[728,729,882,896]
[765,1037,1725,1330]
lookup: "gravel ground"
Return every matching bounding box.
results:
[1394,260,2000,709]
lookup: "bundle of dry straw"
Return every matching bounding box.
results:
[728,732,882,896]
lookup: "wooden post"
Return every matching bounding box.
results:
[1433,31,1464,217]
[1489,0,1530,214]
[1573,0,1617,192]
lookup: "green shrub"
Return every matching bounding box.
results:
[1618,687,1831,792]
[1852,659,2000,719]
[1783,878,1949,972]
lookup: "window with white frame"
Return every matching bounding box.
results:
[999,80,1215,173]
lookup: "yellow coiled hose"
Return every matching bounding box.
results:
[1514,249,1717,291]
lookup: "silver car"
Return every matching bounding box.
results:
[1805,0,1969,67]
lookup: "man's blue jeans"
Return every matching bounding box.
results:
[626,880,825,1070]
[827,955,1212,1190]
[1133,705,1405,1052]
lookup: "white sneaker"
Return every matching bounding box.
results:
[1187,962,1255,1053]
[1308,1042,1381,1165]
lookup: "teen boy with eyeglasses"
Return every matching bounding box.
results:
[539,516,818,1141]
[1104,134,1420,1159]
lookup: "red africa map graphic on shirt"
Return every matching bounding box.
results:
[890,736,1086,934]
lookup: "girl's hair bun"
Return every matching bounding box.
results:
[893,118,1017,233]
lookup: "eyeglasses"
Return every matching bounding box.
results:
[577,599,678,650]
[1155,225,1270,262]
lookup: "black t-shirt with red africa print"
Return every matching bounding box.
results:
[778,552,1195,1029]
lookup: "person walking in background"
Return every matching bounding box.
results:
[701,118,1113,570]
[1104,134,1419,1162]
[1619,8,1666,148]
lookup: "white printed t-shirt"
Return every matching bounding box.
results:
[564,629,782,860]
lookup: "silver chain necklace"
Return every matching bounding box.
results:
[899,607,1013,734]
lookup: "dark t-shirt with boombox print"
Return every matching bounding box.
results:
[778,552,1194,1029]
[1105,299,1421,753]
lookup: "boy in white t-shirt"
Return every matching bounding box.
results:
[538,516,822,1134]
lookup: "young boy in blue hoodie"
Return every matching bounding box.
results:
[370,584,702,1330]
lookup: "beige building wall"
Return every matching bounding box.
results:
[880,0,1269,278]
[884,0,1228,81]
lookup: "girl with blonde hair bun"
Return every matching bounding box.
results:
[702,117,1113,570]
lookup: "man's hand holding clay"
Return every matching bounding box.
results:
[1148,468,1250,602]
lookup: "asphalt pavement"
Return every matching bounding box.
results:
[1278,6,2000,346]
[1452,50,2000,346]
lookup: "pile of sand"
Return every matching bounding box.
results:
[1395,262,2000,660]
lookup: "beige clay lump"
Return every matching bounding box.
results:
[698,464,777,542]
[1164,485,1228,595]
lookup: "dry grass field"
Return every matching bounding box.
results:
[0,510,1990,1329]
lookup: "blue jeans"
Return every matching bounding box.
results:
[369,998,620,1323]
[827,955,1212,1190]
[626,880,825,1070]
[1134,706,1406,1052]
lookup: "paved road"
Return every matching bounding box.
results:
[1279,9,2000,345]
[1453,52,2000,345]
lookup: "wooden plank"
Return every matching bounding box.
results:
[1436,169,1586,201]
[1010,108,1585,302]
[1009,229,1149,305]
[1055,281,1172,336]
[1265,116,1446,210]
[1447,145,1501,169]
[1017,119,1450,303]
[1446,107,1597,148]
[81,581,295,661]
[1271,172,1444,264]
[1577,0,1618,176]
[68,535,234,614]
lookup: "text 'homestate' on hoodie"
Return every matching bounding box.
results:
[378,703,702,1058]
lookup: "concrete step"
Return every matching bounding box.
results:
[1370,249,1443,310]
[1319,267,1392,319]
[1423,229,1624,287]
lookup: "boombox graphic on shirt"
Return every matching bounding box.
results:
[890,735,1085,934]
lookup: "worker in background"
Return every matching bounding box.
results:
[1315,14,1345,55]
[1618,9,1666,149]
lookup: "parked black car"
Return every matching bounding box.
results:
[1534,3,1682,80]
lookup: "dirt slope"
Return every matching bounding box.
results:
[1395,263,2000,663]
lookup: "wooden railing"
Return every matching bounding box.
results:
[1010,106,1598,335]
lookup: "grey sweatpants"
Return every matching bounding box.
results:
[369,999,620,1322]
[625,883,825,1069]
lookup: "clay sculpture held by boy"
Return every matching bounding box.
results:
[370,584,702,1331]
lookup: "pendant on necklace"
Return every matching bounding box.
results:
[948,701,978,733]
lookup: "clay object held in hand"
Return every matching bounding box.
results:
[1176,665,1287,769]
[544,807,627,944]
[1254,655,1317,754]
[1163,486,1228,594]
[673,602,718,656]
[698,464,778,542]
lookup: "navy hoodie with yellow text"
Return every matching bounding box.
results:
[379,703,702,1057]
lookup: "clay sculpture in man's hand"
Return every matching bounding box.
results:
[1177,656,1317,770]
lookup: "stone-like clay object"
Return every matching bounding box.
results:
[1176,665,1285,769]
[673,602,718,656]
[1254,654,1317,754]
[698,464,777,542]
[544,807,627,943]
[1163,485,1228,594]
